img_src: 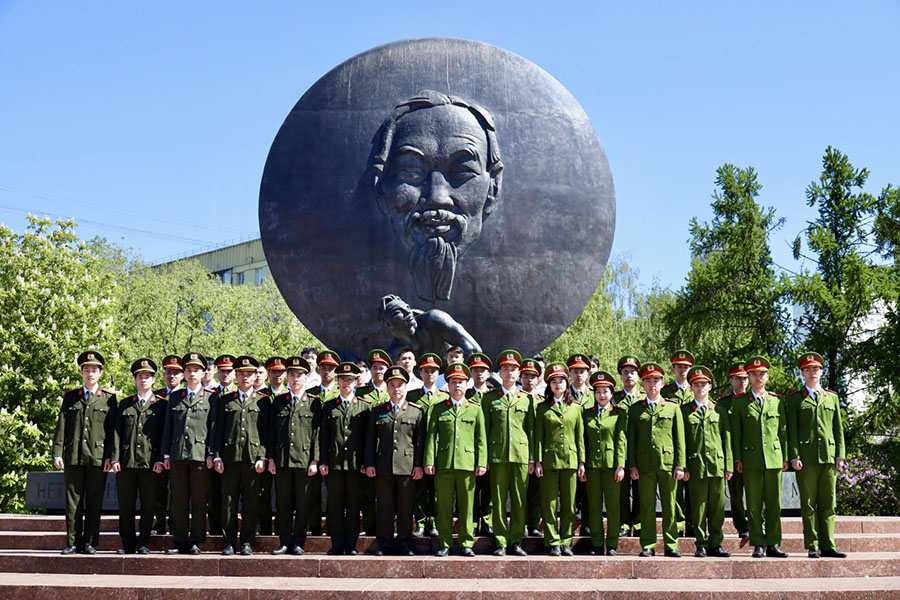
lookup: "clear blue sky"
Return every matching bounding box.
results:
[1,1,897,291]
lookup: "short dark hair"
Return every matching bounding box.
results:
[396,348,415,361]
[301,347,319,356]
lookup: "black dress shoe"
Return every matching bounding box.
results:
[560,545,573,556]
[165,547,181,555]
[222,545,235,555]
[345,549,357,556]
[460,546,475,557]
[752,546,764,558]
[579,526,590,537]
[412,527,424,538]
[618,527,630,537]
[427,528,439,537]
[188,544,201,555]
[528,528,542,537]
[664,549,682,558]
[808,548,821,558]
[694,547,707,557]
[327,548,343,555]
[638,548,655,557]
[240,544,253,556]
[138,546,150,555]
[480,524,494,536]
[292,545,305,556]
[308,527,323,536]
[61,546,78,555]
[821,548,847,558]
[709,546,730,558]
[493,547,506,556]
[738,531,749,539]
[82,545,97,555]
[606,548,617,556]
[399,546,414,556]
[510,543,527,556]
[272,545,289,555]
[435,546,449,557]
[766,545,787,558]
[549,545,561,556]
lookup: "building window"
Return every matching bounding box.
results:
[220,269,232,285]
[235,271,245,285]
[256,268,265,285]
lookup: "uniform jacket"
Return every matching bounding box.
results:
[161,388,216,461]
[731,390,787,470]
[52,387,117,466]
[582,403,627,470]
[534,397,585,470]
[786,387,845,464]
[267,391,321,468]
[626,397,686,473]
[364,400,425,476]
[662,382,694,406]
[319,393,371,471]
[424,399,487,471]
[214,388,269,463]
[408,387,450,420]
[111,392,167,468]
[481,387,534,464]
[356,383,390,407]
[681,400,733,477]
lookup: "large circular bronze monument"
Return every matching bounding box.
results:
[260,37,615,360]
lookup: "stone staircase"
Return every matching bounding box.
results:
[0,514,898,598]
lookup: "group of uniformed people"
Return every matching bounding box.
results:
[52,345,847,559]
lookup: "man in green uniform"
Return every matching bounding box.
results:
[425,362,488,556]
[732,355,788,558]
[111,358,167,554]
[627,361,686,557]
[256,356,287,537]
[151,354,184,535]
[663,350,695,537]
[613,356,643,538]
[206,354,235,536]
[787,352,847,559]
[306,349,340,536]
[356,349,392,535]
[320,361,371,555]
[566,354,592,537]
[365,365,426,555]
[466,352,494,536]
[580,370,626,556]
[716,361,750,539]
[483,350,534,556]
[682,365,732,558]
[268,356,320,555]
[520,358,544,537]
[161,351,216,555]
[408,353,448,537]
[53,350,116,555]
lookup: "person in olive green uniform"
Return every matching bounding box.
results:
[787,352,847,559]
[534,363,585,556]
[519,358,544,537]
[716,361,750,538]
[483,350,534,556]
[356,349,392,536]
[256,356,287,537]
[627,361,686,557]
[613,356,643,538]
[365,365,425,555]
[424,362,488,556]
[206,354,235,537]
[53,350,117,555]
[681,365,732,558]
[663,350,695,537]
[320,361,371,555]
[161,351,216,555]
[268,356,320,555]
[566,354,592,538]
[732,355,788,558]
[151,354,184,536]
[111,358,167,554]
[408,353,449,537]
[213,355,269,555]
[580,370,626,555]
[305,349,340,536]
[466,352,495,537]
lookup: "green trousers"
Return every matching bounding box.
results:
[796,462,837,550]
[435,469,476,548]
[63,464,107,548]
[687,475,725,549]
[222,461,260,547]
[489,462,529,547]
[474,471,492,530]
[619,476,640,533]
[638,469,678,551]
[586,467,620,549]
[540,468,577,548]
[414,473,436,530]
[116,467,159,550]
[727,471,748,534]
[743,467,782,547]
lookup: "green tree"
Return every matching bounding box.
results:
[663,164,791,394]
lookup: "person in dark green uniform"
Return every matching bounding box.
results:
[613,356,643,538]
[365,365,425,555]
[424,362,488,557]
[580,370,626,555]
[408,353,448,537]
[256,356,287,537]
[663,350,695,537]
[466,352,495,537]
[111,358,167,554]
[483,349,534,556]
[534,363,585,556]
[716,361,749,539]
[206,354,235,537]
[213,355,269,556]
[268,356,320,555]
[151,354,183,536]
[161,351,216,555]
[787,352,847,559]
[519,358,544,537]
[732,355,788,558]
[356,349,392,535]
[566,354,592,537]
[320,361,371,555]
[681,365,732,558]
[53,350,116,555]
[627,361,686,557]
[306,349,340,536]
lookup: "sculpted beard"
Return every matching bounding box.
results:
[402,209,468,302]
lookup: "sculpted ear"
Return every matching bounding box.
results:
[374,169,390,215]
[483,161,503,217]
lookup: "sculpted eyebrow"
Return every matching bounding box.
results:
[394,146,426,159]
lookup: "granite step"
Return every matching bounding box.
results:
[1,572,899,599]
[1,549,899,579]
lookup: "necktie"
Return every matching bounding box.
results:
[699,405,705,416]
[188,391,195,402]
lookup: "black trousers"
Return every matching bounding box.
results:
[152,469,170,532]
[258,471,274,535]
[169,459,208,548]
[63,464,106,548]
[222,461,260,547]
[326,469,362,552]
[375,474,415,551]
[116,468,159,549]
[274,467,309,548]
[207,469,223,535]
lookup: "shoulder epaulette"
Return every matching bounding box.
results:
[359,397,371,404]
[715,394,730,402]
[407,402,422,410]
[770,391,783,398]
[787,389,804,397]
[153,393,166,401]
[468,398,481,406]
[825,388,836,394]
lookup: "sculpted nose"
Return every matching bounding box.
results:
[419,171,453,209]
